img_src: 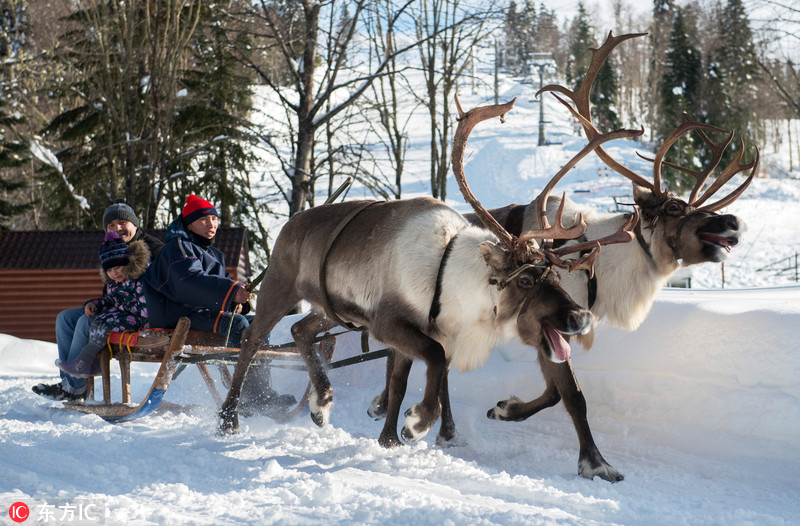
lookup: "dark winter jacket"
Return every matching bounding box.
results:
[142,216,246,334]
[130,228,164,260]
[85,239,150,333]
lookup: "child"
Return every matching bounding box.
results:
[56,231,150,378]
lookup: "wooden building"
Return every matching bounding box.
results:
[0,228,251,342]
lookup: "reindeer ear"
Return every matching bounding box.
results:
[632,183,662,210]
[480,241,511,272]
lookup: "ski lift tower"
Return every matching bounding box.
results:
[530,53,555,146]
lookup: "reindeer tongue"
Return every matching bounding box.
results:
[543,325,571,362]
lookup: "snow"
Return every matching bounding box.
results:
[4,60,800,526]
[3,287,800,525]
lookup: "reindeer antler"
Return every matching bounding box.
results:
[452,92,639,273]
[451,94,527,259]
[541,31,759,211]
[637,114,760,211]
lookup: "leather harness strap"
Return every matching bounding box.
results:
[429,235,458,324]
[318,201,380,331]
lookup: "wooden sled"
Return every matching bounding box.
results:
[63,316,389,423]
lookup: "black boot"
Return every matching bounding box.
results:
[32,382,86,402]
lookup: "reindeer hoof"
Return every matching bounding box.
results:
[308,388,332,428]
[217,408,240,435]
[578,450,624,482]
[367,393,387,420]
[401,404,434,442]
[486,396,525,421]
[378,433,403,448]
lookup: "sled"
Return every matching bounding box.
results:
[62,316,389,423]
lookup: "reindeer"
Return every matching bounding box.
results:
[217,98,637,450]
[468,32,758,481]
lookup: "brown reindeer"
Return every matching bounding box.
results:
[217,98,637,451]
[471,32,759,481]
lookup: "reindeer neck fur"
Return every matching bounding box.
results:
[433,226,513,372]
[538,196,680,334]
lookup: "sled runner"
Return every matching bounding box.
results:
[63,316,389,423]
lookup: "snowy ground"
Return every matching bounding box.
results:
[4,57,800,525]
[2,286,799,525]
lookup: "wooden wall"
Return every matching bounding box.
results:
[0,265,243,343]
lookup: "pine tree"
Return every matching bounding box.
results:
[592,56,621,133]
[38,1,259,230]
[172,5,259,228]
[658,7,703,191]
[703,0,760,165]
[0,0,33,228]
[648,0,674,142]
[0,99,31,228]
[533,5,559,55]
[565,3,595,90]
[503,1,524,75]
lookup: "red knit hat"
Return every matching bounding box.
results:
[181,195,219,226]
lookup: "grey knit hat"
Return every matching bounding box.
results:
[103,199,139,228]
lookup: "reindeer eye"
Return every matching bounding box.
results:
[517,275,534,288]
[665,201,684,215]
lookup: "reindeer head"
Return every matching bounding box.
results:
[451,94,637,363]
[538,31,758,268]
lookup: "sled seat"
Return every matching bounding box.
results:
[85,325,332,408]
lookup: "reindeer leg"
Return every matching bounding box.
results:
[436,366,465,447]
[378,353,412,448]
[219,283,298,434]
[552,358,623,482]
[368,349,395,420]
[371,315,445,444]
[290,312,339,428]
[487,351,562,421]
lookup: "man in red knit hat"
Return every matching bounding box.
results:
[143,195,295,413]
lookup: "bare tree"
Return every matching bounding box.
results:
[361,0,419,199]
[748,0,800,118]
[230,0,430,216]
[412,0,500,201]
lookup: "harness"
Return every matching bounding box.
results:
[428,236,458,324]
[318,201,379,331]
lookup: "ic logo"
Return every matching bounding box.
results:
[9,502,29,523]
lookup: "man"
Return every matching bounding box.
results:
[32,200,164,401]
[142,194,294,413]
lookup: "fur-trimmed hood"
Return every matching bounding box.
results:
[99,239,150,284]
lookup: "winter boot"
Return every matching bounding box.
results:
[32,382,86,402]
[55,342,102,378]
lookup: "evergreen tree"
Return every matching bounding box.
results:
[703,0,760,165]
[172,4,259,229]
[0,0,34,228]
[38,1,259,230]
[592,56,621,133]
[658,7,703,191]
[565,3,595,90]
[648,0,674,142]
[565,5,618,133]
[0,98,31,228]
[503,1,524,75]
[533,5,559,55]
[502,0,537,75]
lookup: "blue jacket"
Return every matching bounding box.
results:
[142,216,245,335]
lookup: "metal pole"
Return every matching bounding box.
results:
[538,64,546,146]
[493,39,499,105]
